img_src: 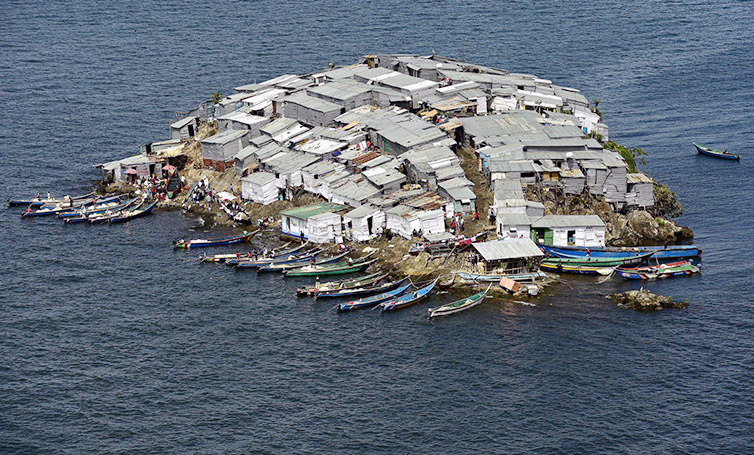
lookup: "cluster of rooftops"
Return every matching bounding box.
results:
[160,54,657,247]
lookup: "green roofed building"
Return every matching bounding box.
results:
[280,203,347,241]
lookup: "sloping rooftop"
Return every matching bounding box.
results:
[280,203,346,220]
[284,91,342,113]
[201,129,247,145]
[242,171,276,185]
[472,238,544,261]
[530,215,605,228]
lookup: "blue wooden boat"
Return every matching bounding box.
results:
[63,198,139,224]
[379,279,438,312]
[456,270,546,283]
[60,198,137,219]
[256,251,347,273]
[538,243,701,260]
[314,277,408,299]
[235,249,322,269]
[21,195,121,217]
[174,231,258,249]
[338,282,412,312]
[7,191,94,207]
[107,200,158,224]
[694,143,740,161]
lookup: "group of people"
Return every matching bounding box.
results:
[136,174,182,202]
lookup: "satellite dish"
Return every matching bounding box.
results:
[436,63,443,69]
[566,152,573,159]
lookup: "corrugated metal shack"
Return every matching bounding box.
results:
[241,171,278,205]
[470,239,544,276]
[626,173,655,208]
[530,215,606,247]
[201,129,249,171]
[170,116,199,141]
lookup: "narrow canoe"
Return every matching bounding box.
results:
[456,271,546,283]
[296,272,386,297]
[22,195,121,217]
[541,253,652,268]
[235,249,322,268]
[428,285,492,318]
[256,251,348,273]
[539,262,616,275]
[694,143,740,161]
[107,200,158,224]
[315,277,409,299]
[59,198,137,219]
[283,259,377,277]
[174,231,258,249]
[539,243,701,260]
[63,198,139,224]
[7,191,94,207]
[379,279,438,312]
[338,282,412,312]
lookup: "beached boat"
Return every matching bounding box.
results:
[107,200,158,224]
[337,282,413,312]
[539,262,616,275]
[541,254,652,269]
[63,198,139,224]
[456,270,546,283]
[296,272,386,297]
[379,279,438,312]
[283,258,377,277]
[59,197,137,218]
[235,248,322,268]
[222,242,303,265]
[21,195,121,217]
[428,285,491,318]
[539,243,701,261]
[314,277,409,299]
[173,231,258,249]
[7,191,94,207]
[257,251,349,273]
[614,260,700,280]
[694,143,740,161]
[165,172,181,198]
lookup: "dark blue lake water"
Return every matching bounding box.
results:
[2,1,753,453]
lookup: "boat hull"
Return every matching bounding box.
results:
[456,271,546,283]
[539,244,701,260]
[694,143,740,160]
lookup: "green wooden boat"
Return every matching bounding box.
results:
[428,285,491,318]
[283,259,378,277]
[541,252,652,268]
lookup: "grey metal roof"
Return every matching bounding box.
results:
[284,91,342,113]
[489,160,536,173]
[443,186,476,201]
[499,213,531,226]
[170,116,197,129]
[201,129,248,145]
[344,204,382,219]
[242,171,276,185]
[307,80,373,101]
[530,215,605,228]
[472,239,543,261]
[438,176,473,190]
[424,231,455,243]
[627,173,653,184]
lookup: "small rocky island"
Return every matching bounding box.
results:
[610,290,689,311]
[91,53,696,299]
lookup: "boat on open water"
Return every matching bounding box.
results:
[174,231,258,249]
[694,143,740,161]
